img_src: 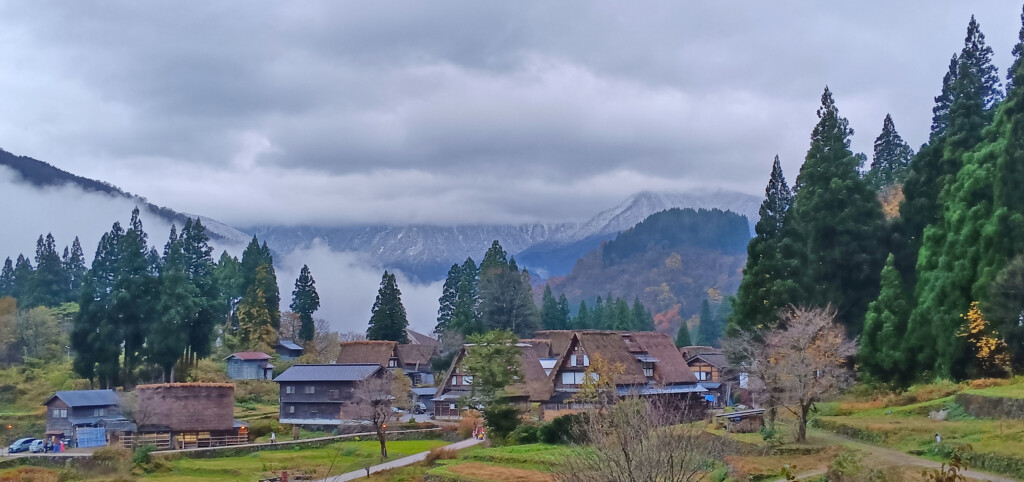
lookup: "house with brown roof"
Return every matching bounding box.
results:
[337,340,438,387]
[681,345,734,407]
[225,352,274,380]
[129,383,246,449]
[432,342,553,420]
[540,331,706,416]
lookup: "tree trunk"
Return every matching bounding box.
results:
[796,403,809,443]
[377,426,387,459]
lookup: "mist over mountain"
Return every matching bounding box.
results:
[0,147,759,332]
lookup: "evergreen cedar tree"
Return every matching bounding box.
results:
[729,155,796,335]
[367,270,410,343]
[865,114,915,190]
[904,13,1022,379]
[240,236,281,329]
[859,254,911,384]
[290,264,321,342]
[674,320,692,348]
[786,87,885,335]
[67,209,231,387]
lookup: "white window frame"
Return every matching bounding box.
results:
[449,403,457,410]
[52,409,67,418]
[463,375,473,385]
[285,385,295,394]
[304,385,316,394]
[288,405,295,414]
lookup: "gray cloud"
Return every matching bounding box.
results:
[0,1,1020,226]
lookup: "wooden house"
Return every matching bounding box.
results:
[131,383,245,449]
[275,340,304,360]
[42,390,122,445]
[224,352,274,380]
[274,363,384,427]
[680,345,732,407]
[541,331,706,418]
[336,340,438,387]
[432,343,552,420]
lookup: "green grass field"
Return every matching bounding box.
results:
[144,439,450,481]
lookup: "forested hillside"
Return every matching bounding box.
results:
[547,208,749,335]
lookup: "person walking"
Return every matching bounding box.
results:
[270,431,276,444]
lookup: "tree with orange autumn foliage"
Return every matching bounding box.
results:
[958,302,1011,378]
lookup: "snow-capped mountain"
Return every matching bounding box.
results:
[249,190,761,281]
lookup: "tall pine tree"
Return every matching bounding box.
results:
[367,271,410,343]
[729,156,797,334]
[72,223,125,387]
[63,237,87,302]
[0,258,13,298]
[696,299,722,347]
[150,226,196,381]
[290,264,320,342]
[865,114,915,190]
[540,285,567,330]
[435,263,461,337]
[859,254,911,383]
[906,16,1007,378]
[785,88,885,334]
[11,254,33,303]
[112,208,157,385]
[180,219,221,362]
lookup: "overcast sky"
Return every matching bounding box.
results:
[0,1,1021,227]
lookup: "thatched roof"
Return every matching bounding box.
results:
[336,340,397,366]
[626,332,697,384]
[396,344,436,367]
[508,344,554,402]
[575,332,648,385]
[435,344,553,402]
[406,329,442,350]
[135,383,235,432]
[519,339,552,359]
[680,346,729,369]
[532,330,575,358]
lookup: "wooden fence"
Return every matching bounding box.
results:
[119,433,247,450]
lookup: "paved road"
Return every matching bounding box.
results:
[766,429,1016,482]
[317,437,484,482]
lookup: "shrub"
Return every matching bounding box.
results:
[247,419,282,440]
[132,444,158,465]
[483,404,521,443]
[457,409,482,439]
[424,447,458,465]
[968,378,1013,389]
[235,380,278,404]
[539,413,587,444]
[509,423,539,444]
[826,451,863,480]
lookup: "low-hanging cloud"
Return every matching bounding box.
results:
[275,239,444,335]
[0,1,1020,228]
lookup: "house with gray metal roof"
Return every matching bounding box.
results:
[43,389,123,444]
[273,364,384,427]
[275,339,304,360]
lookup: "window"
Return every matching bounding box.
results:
[570,355,577,366]
[93,408,105,417]
[304,385,316,394]
[388,358,399,368]
[328,390,340,401]
[52,409,67,418]
[562,372,586,385]
[695,371,710,381]
[642,362,654,378]
[285,385,295,394]
[449,403,457,410]
[463,375,473,385]
[288,405,295,414]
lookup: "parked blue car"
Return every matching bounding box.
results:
[8,438,36,453]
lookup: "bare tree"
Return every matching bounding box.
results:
[558,396,722,482]
[725,306,855,442]
[345,372,398,459]
[119,391,156,432]
[338,330,367,343]
[298,318,342,364]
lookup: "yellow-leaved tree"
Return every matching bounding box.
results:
[958,302,1011,378]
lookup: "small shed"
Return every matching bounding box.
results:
[275,340,304,360]
[225,352,274,380]
[713,408,765,433]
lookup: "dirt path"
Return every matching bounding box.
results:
[790,429,1017,482]
[317,437,484,482]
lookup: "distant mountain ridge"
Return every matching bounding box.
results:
[0,149,251,244]
[0,147,760,282]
